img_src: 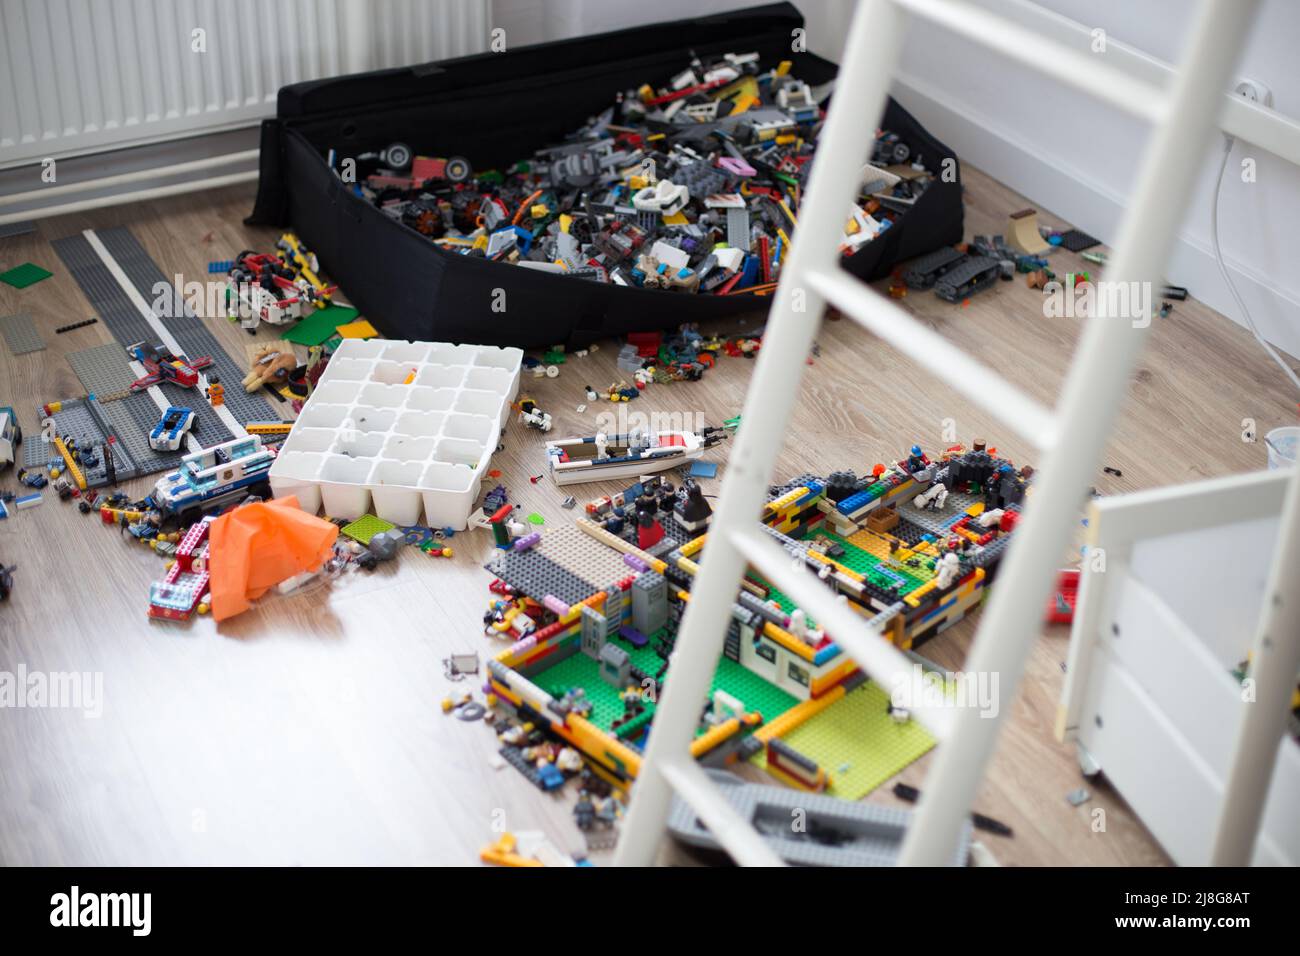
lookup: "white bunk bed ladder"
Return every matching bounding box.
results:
[615,0,1261,867]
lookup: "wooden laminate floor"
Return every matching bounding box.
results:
[0,166,1294,866]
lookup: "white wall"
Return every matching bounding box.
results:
[494,0,1300,361]
[891,0,1300,360]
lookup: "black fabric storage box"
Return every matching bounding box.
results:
[248,2,963,348]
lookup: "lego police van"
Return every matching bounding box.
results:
[152,435,275,524]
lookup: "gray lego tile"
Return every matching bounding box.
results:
[66,344,137,398]
[0,312,44,354]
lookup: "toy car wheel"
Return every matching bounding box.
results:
[381,142,413,171]
[444,156,472,183]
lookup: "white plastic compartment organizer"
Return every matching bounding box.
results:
[269,338,522,529]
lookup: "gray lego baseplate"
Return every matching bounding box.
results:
[0,220,37,240]
[0,313,44,355]
[66,343,138,397]
[22,435,56,468]
[50,230,258,449]
[667,768,971,866]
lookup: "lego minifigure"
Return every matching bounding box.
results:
[935,551,962,589]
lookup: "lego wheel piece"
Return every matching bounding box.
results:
[444,156,473,183]
[381,142,413,171]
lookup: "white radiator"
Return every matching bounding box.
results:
[0,0,492,168]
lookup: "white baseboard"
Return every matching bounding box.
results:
[891,70,1300,365]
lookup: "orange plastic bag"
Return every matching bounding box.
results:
[207,496,339,622]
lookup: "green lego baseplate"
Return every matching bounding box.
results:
[537,631,665,733]
[750,680,936,800]
[0,262,53,289]
[340,514,395,545]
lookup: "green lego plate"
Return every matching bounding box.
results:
[0,262,53,289]
[750,681,936,800]
[281,304,359,346]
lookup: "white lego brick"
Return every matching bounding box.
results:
[269,339,522,530]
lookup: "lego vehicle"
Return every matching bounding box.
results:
[546,427,726,486]
[152,436,275,526]
[225,248,337,331]
[0,406,21,471]
[127,342,214,392]
[148,406,196,452]
[366,154,472,193]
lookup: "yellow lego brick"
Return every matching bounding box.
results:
[53,436,86,491]
[755,684,845,743]
[760,621,817,663]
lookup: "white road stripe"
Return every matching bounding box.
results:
[81,228,247,446]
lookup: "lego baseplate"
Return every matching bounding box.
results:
[0,312,44,354]
[66,343,139,397]
[50,229,274,438]
[667,768,971,866]
[749,680,936,800]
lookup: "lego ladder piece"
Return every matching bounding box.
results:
[616,0,1258,868]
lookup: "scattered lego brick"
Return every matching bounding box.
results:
[335,318,380,340]
[54,317,99,334]
[688,460,718,478]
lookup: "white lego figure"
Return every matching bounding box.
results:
[977,508,1004,529]
[914,481,948,510]
[787,608,807,640]
[595,432,608,460]
[935,551,962,589]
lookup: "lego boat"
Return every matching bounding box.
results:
[545,428,725,486]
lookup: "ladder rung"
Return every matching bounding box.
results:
[805,265,1057,451]
[732,525,955,741]
[891,0,1168,123]
[659,758,786,866]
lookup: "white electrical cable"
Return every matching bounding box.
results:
[1211,135,1300,392]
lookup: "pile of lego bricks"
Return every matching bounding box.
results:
[351,51,935,296]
